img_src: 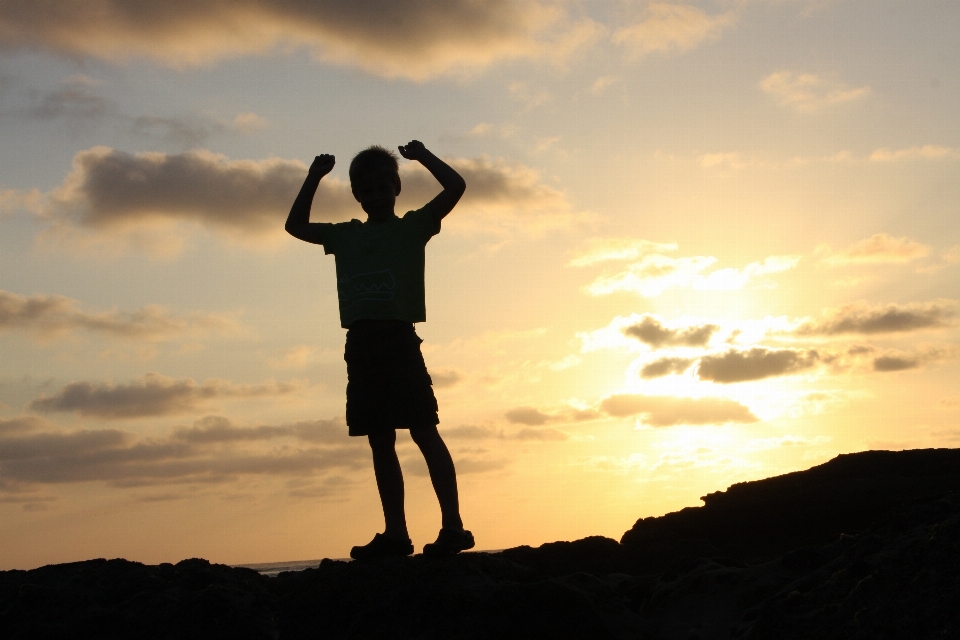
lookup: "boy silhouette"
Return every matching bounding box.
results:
[285,140,472,559]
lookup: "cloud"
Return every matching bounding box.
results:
[0,419,367,489]
[873,355,920,372]
[429,369,464,389]
[639,356,695,379]
[0,416,51,436]
[623,315,719,348]
[172,415,351,445]
[30,373,299,419]
[505,406,552,426]
[796,300,956,335]
[581,246,798,297]
[0,288,237,341]
[613,3,736,57]
[0,188,43,215]
[43,147,314,249]
[698,152,752,171]
[760,71,869,112]
[0,1,598,80]
[570,238,678,267]
[589,75,617,95]
[817,233,931,266]
[869,145,960,162]
[697,347,819,383]
[870,347,954,373]
[600,394,758,426]
[26,80,113,121]
[515,427,568,441]
[28,148,584,256]
[399,156,587,235]
[441,425,502,440]
[579,313,741,353]
[503,404,600,427]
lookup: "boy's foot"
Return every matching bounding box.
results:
[422,528,475,557]
[350,533,414,560]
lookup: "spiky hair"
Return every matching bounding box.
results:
[349,145,399,186]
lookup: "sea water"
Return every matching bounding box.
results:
[235,558,349,577]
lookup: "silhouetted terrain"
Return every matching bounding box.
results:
[3,448,959,639]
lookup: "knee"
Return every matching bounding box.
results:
[368,430,397,451]
[410,425,441,448]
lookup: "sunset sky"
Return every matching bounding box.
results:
[2,0,959,570]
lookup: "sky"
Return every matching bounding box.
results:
[1,0,959,570]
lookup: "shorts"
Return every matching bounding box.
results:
[344,320,439,437]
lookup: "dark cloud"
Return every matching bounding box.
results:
[873,356,921,372]
[796,300,956,335]
[27,83,113,121]
[697,348,819,383]
[623,315,719,348]
[30,373,298,419]
[173,416,350,445]
[0,415,49,435]
[0,1,592,79]
[504,406,552,426]
[600,394,758,426]
[640,357,695,379]
[0,419,367,489]
[0,429,130,462]
[41,148,576,249]
[49,147,314,237]
[0,288,235,340]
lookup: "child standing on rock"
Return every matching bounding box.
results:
[285,140,473,559]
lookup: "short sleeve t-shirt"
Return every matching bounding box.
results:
[315,203,441,328]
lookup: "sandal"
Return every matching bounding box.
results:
[423,528,475,557]
[350,533,414,560]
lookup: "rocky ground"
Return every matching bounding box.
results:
[3,448,959,639]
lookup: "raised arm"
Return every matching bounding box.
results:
[285,154,335,244]
[398,141,466,223]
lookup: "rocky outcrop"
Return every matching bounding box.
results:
[620,448,960,562]
[2,448,959,639]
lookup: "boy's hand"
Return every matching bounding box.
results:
[398,140,428,161]
[309,154,336,177]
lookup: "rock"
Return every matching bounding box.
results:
[621,448,960,562]
[0,557,276,640]
[2,448,959,639]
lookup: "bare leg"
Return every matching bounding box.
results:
[368,430,409,540]
[410,425,464,531]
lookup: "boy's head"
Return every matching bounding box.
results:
[350,146,401,220]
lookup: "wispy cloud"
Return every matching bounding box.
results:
[574,239,798,297]
[0,0,600,80]
[817,233,931,266]
[869,145,960,162]
[30,373,300,419]
[569,238,678,267]
[0,288,238,341]
[613,3,736,57]
[795,300,956,335]
[760,71,869,112]
[600,394,758,426]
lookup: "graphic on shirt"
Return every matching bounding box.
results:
[338,269,396,306]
